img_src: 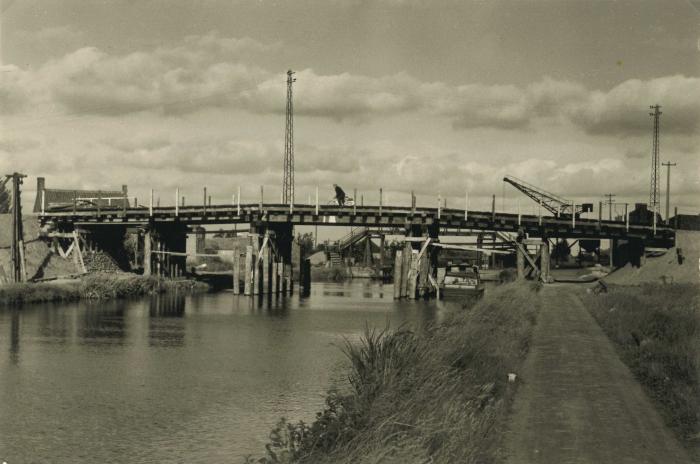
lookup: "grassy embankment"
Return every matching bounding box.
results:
[249,282,541,463]
[584,283,700,457]
[310,265,349,282]
[0,273,210,306]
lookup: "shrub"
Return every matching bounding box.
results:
[252,282,541,463]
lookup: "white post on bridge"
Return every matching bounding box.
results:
[437,194,441,219]
[149,189,154,217]
[237,186,241,215]
[464,191,468,221]
[353,188,357,215]
[315,186,319,215]
[175,187,179,217]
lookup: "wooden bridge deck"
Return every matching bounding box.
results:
[39,203,675,247]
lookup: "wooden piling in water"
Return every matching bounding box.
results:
[232,245,240,294]
[244,245,253,295]
[393,250,403,299]
[262,237,270,294]
[275,261,282,294]
[407,251,418,299]
[418,246,430,297]
[143,230,152,276]
[400,242,411,298]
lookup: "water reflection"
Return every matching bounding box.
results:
[148,293,186,347]
[0,282,465,463]
[9,310,19,365]
[78,300,127,345]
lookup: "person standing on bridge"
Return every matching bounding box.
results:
[333,184,346,206]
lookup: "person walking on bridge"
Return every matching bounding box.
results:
[333,184,346,206]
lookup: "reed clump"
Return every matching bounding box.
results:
[249,282,540,464]
[0,273,209,306]
[585,283,700,457]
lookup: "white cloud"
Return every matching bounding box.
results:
[4,31,699,138]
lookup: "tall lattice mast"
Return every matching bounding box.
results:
[649,104,662,210]
[283,70,296,204]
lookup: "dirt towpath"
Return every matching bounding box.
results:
[502,285,693,464]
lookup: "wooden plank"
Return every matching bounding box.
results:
[232,245,240,294]
[393,250,403,299]
[262,239,270,294]
[73,232,87,274]
[278,262,284,294]
[244,245,253,296]
[400,242,411,298]
[418,246,430,297]
[407,251,418,299]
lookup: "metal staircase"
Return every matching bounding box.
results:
[336,227,369,251]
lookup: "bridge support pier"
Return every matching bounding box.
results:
[243,223,295,296]
[143,224,187,278]
[395,223,439,299]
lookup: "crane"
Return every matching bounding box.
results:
[503,175,591,217]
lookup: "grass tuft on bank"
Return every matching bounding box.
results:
[248,282,540,464]
[0,273,210,306]
[584,283,700,456]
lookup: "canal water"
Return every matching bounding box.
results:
[0,282,466,463]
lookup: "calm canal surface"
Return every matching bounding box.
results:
[0,281,466,463]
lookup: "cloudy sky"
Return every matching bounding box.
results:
[1,0,699,218]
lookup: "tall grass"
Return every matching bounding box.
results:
[584,283,700,457]
[249,282,540,463]
[0,274,209,306]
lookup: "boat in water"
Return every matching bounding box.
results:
[442,265,485,294]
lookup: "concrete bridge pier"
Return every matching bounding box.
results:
[142,223,187,278]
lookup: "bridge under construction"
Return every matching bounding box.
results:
[35,188,675,299]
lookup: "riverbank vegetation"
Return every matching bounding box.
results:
[249,282,541,463]
[584,283,700,458]
[310,265,349,282]
[0,273,210,306]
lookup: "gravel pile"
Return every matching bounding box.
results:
[82,250,125,273]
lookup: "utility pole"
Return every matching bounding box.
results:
[662,161,676,223]
[6,173,27,283]
[604,193,616,221]
[649,104,662,211]
[282,70,296,205]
